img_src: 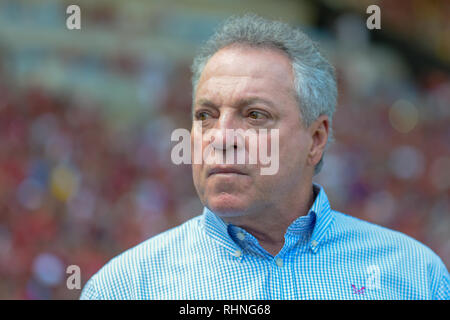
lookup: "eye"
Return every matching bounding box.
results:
[247,110,266,120]
[195,111,211,121]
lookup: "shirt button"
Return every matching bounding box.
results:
[275,258,283,267]
[237,232,245,241]
[311,240,318,248]
[233,249,242,258]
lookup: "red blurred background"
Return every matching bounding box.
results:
[0,0,448,299]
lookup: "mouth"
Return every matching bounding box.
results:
[207,166,247,177]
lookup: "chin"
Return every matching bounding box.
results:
[206,193,249,217]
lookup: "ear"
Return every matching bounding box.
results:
[307,115,329,167]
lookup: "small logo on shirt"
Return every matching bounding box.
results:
[351,284,365,295]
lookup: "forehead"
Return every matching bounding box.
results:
[195,45,296,104]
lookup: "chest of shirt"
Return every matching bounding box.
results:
[130,246,429,299]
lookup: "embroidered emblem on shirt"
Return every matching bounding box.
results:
[352,284,366,295]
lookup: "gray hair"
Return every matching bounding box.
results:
[191,14,337,175]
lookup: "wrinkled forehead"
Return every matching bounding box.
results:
[195,45,296,104]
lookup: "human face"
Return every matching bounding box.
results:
[191,45,315,217]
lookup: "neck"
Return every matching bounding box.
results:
[224,183,315,256]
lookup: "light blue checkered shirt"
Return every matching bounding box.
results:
[80,183,449,299]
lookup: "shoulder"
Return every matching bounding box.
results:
[80,215,203,299]
[112,214,204,263]
[330,210,441,259]
[331,210,436,256]
[330,210,449,299]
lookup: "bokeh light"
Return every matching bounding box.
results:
[389,99,419,133]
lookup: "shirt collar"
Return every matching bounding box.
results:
[201,206,240,255]
[201,183,334,254]
[308,183,334,253]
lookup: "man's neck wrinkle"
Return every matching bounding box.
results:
[224,184,315,256]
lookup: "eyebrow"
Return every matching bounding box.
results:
[195,98,219,109]
[194,97,276,110]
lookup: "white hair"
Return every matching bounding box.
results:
[191,14,337,175]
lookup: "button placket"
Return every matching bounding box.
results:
[275,257,283,268]
[310,240,319,253]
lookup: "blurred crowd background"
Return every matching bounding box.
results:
[0,0,449,299]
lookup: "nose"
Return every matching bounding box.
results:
[210,129,237,151]
[210,110,240,151]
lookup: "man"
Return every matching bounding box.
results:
[80,14,449,299]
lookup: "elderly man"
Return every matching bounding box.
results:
[81,14,449,300]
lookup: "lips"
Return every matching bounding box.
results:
[207,166,247,177]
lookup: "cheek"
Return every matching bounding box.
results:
[278,130,309,167]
